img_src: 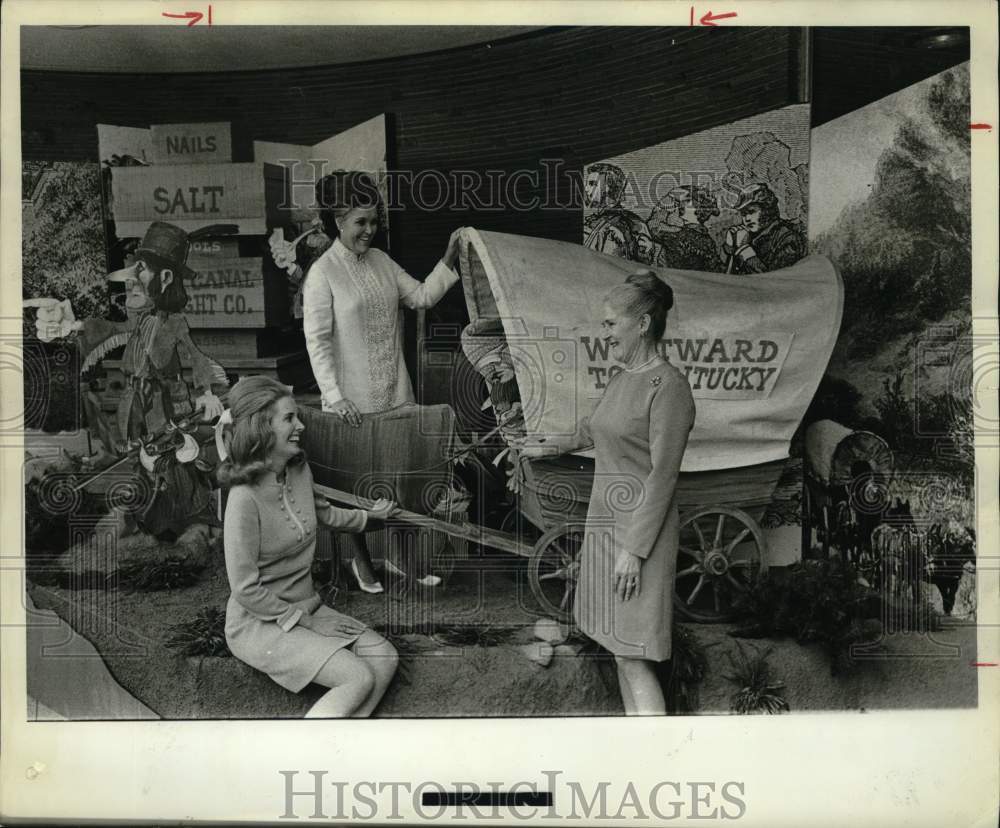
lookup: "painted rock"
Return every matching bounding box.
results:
[919,582,945,617]
[950,564,976,619]
[534,617,568,645]
[518,641,554,667]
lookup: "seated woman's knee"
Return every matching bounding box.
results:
[378,641,399,672]
[352,660,377,695]
[363,636,399,675]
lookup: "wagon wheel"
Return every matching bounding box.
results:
[675,506,767,623]
[499,504,541,546]
[528,521,586,623]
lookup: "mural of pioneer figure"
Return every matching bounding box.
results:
[647,185,723,272]
[582,162,654,264]
[722,182,807,274]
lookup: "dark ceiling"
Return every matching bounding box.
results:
[19,25,542,73]
[810,26,970,126]
[20,25,971,128]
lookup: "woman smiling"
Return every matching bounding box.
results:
[302,171,462,592]
[574,270,695,715]
[303,171,462,423]
[218,375,399,718]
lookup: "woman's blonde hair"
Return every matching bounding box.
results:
[217,375,304,487]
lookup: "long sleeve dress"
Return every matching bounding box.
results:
[302,237,459,414]
[224,460,370,692]
[573,361,695,661]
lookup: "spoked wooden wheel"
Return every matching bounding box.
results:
[675,506,767,622]
[528,522,586,622]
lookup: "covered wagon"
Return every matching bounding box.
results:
[802,419,895,565]
[456,228,844,622]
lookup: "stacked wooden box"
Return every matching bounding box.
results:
[103,121,313,396]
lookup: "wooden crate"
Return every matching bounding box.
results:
[150,122,232,165]
[110,162,289,237]
[184,255,289,329]
[188,237,241,258]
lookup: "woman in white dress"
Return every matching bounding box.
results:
[303,171,462,591]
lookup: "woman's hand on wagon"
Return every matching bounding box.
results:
[329,398,361,428]
[299,613,367,638]
[614,551,642,602]
[442,228,465,270]
[367,497,398,522]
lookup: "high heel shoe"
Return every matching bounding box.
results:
[383,558,407,577]
[350,559,384,594]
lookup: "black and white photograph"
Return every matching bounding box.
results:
[2,2,997,825]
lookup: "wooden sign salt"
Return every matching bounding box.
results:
[110,162,288,237]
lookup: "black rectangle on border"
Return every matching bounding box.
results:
[421,791,553,808]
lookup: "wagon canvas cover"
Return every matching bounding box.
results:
[457,228,843,473]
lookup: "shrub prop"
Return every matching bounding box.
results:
[165,606,230,657]
[730,558,876,675]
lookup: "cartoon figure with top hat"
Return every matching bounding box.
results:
[25,221,234,537]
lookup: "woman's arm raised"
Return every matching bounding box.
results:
[391,228,463,310]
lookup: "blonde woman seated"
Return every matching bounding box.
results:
[218,375,398,718]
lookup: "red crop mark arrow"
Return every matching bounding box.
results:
[969,123,992,131]
[162,10,204,26]
[700,10,738,25]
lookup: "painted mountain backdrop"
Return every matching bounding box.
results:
[808,64,972,475]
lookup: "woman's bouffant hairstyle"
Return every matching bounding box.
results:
[315,170,385,240]
[606,270,675,341]
[217,375,305,488]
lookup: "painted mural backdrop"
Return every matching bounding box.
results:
[582,104,810,274]
[22,162,107,319]
[809,64,975,616]
[21,161,106,431]
[809,65,972,479]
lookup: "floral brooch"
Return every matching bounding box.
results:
[650,375,662,387]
